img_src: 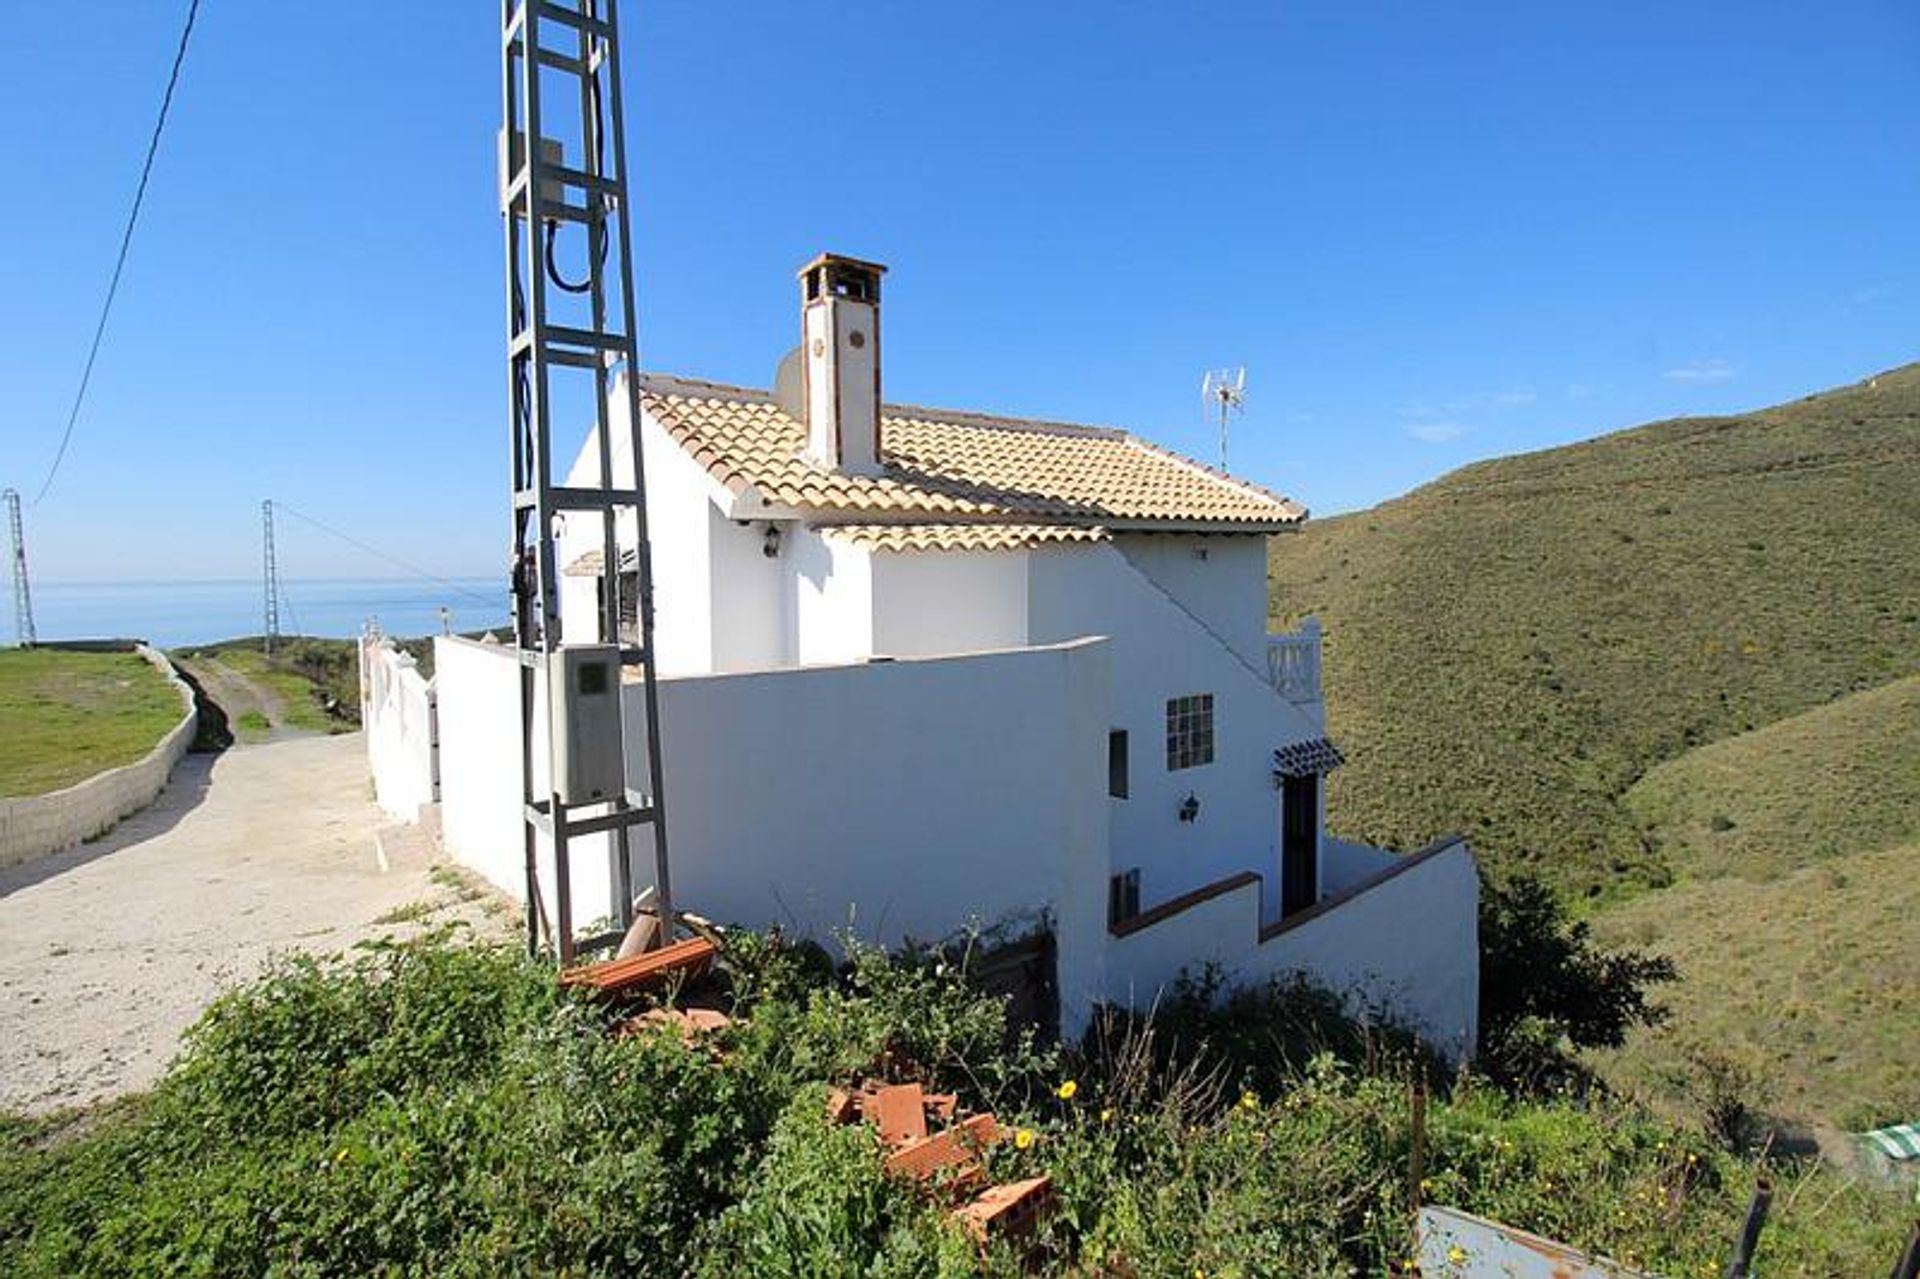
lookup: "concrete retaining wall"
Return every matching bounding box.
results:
[0,645,200,868]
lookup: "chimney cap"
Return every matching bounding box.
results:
[798,252,888,279]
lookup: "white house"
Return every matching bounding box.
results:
[367,254,1479,1058]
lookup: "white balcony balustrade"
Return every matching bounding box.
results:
[1266,617,1323,712]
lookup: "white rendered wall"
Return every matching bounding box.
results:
[432,631,1114,1034]
[869,549,1030,657]
[433,637,619,929]
[1106,840,1480,1063]
[708,508,786,671]
[626,638,1108,957]
[791,525,873,665]
[1027,543,1322,923]
[1111,534,1270,668]
[558,389,719,675]
[361,637,437,822]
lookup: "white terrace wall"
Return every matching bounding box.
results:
[432,635,1114,1025]
[1105,838,1481,1063]
[360,636,438,822]
[0,646,198,868]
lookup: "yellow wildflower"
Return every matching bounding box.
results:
[1240,1090,1258,1110]
[334,1148,349,1163]
[1057,1079,1078,1101]
[1015,1127,1036,1150]
[1100,1107,1115,1123]
[1448,1244,1469,1265]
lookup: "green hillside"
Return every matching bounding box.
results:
[1625,674,1920,884]
[1595,839,1920,1131]
[1268,363,1920,897]
[1593,683,1920,1127]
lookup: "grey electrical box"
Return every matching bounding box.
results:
[497,131,565,213]
[548,645,625,805]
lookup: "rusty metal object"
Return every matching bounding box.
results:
[1722,1180,1771,1279]
[1416,1205,1655,1278]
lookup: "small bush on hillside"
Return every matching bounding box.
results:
[1479,871,1676,1088]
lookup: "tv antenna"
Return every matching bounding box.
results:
[5,488,36,648]
[1201,367,1246,469]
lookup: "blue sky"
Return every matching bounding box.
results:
[3,2,1914,582]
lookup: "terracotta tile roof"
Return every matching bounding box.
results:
[641,374,1305,530]
[819,522,1111,553]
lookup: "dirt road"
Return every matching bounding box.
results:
[0,732,509,1116]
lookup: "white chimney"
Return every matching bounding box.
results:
[798,253,886,475]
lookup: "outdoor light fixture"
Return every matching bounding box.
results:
[1178,793,1200,823]
[762,523,783,558]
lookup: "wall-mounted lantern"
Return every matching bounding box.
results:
[1178,793,1200,823]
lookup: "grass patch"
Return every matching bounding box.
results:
[1624,674,1920,884]
[371,899,437,926]
[233,709,271,736]
[1594,840,1920,1132]
[176,637,365,733]
[1267,363,1920,899]
[0,649,183,797]
[0,935,1908,1275]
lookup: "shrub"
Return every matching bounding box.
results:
[1478,871,1676,1087]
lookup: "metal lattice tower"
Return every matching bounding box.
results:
[4,489,35,648]
[262,499,280,655]
[502,0,672,963]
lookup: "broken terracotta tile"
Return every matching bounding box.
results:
[868,1082,929,1147]
[559,936,717,996]
[825,1087,857,1126]
[956,1175,1053,1243]
[883,1113,1002,1182]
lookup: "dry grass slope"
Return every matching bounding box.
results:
[1592,678,1920,1128]
[1624,673,1920,884]
[1595,840,1920,1131]
[1268,363,1920,897]
[0,649,183,797]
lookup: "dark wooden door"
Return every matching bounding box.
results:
[1281,774,1318,915]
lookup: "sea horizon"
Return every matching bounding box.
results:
[17,577,512,648]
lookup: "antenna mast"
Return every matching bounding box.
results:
[4,489,35,648]
[1201,367,1247,469]
[502,0,674,964]
[262,499,281,655]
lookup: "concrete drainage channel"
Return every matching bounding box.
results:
[561,929,1056,1256]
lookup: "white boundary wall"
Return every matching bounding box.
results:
[432,635,1113,1024]
[0,645,199,868]
[360,636,438,822]
[1106,838,1480,1063]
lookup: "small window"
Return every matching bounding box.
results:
[1108,730,1130,799]
[1109,869,1141,927]
[1165,693,1215,771]
[577,660,609,696]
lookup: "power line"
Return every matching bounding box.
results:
[35,0,202,506]
[270,499,498,607]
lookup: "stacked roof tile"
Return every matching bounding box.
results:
[641,374,1305,540]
